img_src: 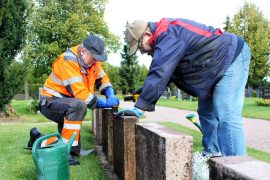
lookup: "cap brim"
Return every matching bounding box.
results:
[129,42,138,56]
[92,53,107,62]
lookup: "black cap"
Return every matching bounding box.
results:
[82,35,107,61]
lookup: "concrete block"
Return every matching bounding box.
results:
[91,109,97,135]
[102,108,115,163]
[113,116,138,180]
[209,156,270,180]
[95,108,103,145]
[136,122,193,180]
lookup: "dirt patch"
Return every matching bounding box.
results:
[0,115,21,123]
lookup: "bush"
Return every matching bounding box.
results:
[256,99,270,106]
[170,96,177,100]
[252,91,257,97]
[26,99,39,113]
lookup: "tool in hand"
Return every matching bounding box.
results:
[123,94,140,102]
[186,114,203,133]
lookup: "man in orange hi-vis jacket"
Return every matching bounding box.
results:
[27,35,119,165]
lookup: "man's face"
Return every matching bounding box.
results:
[81,48,96,66]
[138,31,153,55]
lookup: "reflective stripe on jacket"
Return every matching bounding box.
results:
[40,45,112,108]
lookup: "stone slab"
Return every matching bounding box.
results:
[102,108,115,163]
[95,108,103,145]
[91,109,97,135]
[113,116,138,180]
[136,122,193,180]
[209,156,270,180]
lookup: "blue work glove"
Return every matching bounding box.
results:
[107,97,119,107]
[96,97,108,108]
[104,87,119,107]
[115,107,144,118]
[103,87,115,98]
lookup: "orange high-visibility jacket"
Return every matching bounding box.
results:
[40,45,112,108]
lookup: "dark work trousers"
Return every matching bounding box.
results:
[39,96,87,155]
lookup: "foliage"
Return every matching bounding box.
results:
[101,62,120,91]
[22,0,120,87]
[256,99,270,106]
[26,99,39,113]
[225,2,270,87]
[0,0,29,110]
[138,64,149,87]
[119,45,141,94]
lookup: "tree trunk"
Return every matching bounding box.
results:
[24,81,29,100]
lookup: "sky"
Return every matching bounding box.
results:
[104,0,270,67]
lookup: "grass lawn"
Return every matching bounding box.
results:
[5,99,269,179]
[0,122,106,179]
[157,97,270,120]
[159,122,270,163]
[1,100,103,179]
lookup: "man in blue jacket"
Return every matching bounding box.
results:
[118,18,251,157]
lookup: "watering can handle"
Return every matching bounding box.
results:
[32,133,62,164]
[67,132,76,153]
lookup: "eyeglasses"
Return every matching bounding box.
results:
[137,33,145,52]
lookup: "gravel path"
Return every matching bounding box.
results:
[119,101,270,154]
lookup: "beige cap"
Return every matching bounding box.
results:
[125,20,148,55]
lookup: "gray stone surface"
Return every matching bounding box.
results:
[95,108,103,145]
[136,122,193,180]
[102,108,115,163]
[209,156,270,180]
[91,109,97,135]
[113,116,138,180]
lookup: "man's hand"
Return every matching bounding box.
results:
[107,96,119,107]
[96,97,108,108]
[115,107,144,118]
[97,97,119,108]
[103,87,120,107]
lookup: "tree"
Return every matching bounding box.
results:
[119,45,140,94]
[0,0,29,111]
[101,62,120,91]
[223,15,232,31]
[138,64,149,87]
[22,0,120,90]
[226,2,270,87]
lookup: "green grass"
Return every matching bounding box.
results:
[0,122,106,180]
[159,122,270,163]
[157,98,270,120]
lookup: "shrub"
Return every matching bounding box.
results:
[256,99,270,106]
[26,99,39,113]
[170,96,176,100]
[252,91,257,97]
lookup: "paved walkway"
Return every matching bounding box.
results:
[119,101,270,154]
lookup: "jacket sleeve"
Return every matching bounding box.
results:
[62,60,97,109]
[94,64,112,92]
[135,32,187,111]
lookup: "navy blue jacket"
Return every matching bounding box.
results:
[135,18,244,111]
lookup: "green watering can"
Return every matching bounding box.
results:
[32,132,76,180]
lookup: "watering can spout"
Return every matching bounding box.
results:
[67,132,76,153]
